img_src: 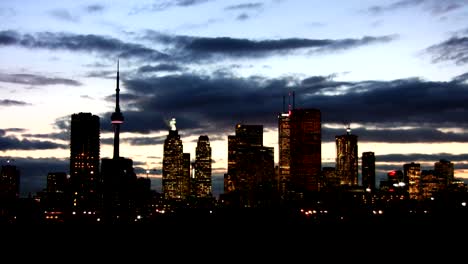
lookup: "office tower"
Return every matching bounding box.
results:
[335,127,358,186]
[182,153,191,199]
[434,159,454,186]
[322,167,339,188]
[420,170,441,200]
[278,111,291,196]
[225,124,275,207]
[278,108,321,195]
[44,172,67,220]
[101,157,137,222]
[0,162,20,200]
[226,124,263,193]
[404,162,421,200]
[362,152,376,191]
[47,172,67,194]
[101,60,137,223]
[235,124,263,147]
[69,112,100,212]
[195,135,212,198]
[0,162,20,222]
[162,118,184,200]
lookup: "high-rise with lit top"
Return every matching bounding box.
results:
[163,118,184,200]
[335,126,358,186]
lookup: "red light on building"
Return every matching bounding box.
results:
[388,170,396,177]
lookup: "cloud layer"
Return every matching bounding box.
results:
[103,72,468,145]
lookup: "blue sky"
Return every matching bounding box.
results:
[1,0,468,197]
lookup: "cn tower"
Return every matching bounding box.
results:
[111,59,124,159]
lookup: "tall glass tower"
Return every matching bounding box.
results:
[195,135,212,198]
[335,127,358,186]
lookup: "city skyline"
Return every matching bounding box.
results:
[1,0,468,197]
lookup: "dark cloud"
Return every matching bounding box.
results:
[144,30,398,60]
[376,153,468,163]
[123,136,167,146]
[453,72,468,83]
[0,72,81,86]
[366,0,467,16]
[83,62,111,68]
[49,9,80,22]
[0,99,30,106]
[0,30,395,64]
[80,95,94,100]
[138,64,185,73]
[0,30,169,62]
[425,36,468,65]
[85,4,106,13]
[131,0,213,14]
[225,3,264,10]
[100,137,114,145]
[0,156,68,197]
[0,135,67,151]
[111,71,468,144]
[22,131,70,142]
[0,128,27,133]
[85,70,115,79]
[322,126,468,143]
[237,13,250,20]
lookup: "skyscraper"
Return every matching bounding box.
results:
[225,124,275,207]
[0,161,20,222]
[362,152,376,191]
[162,118,184,200]
[434,159,454,186]
[0,162,20,200]
[182,153,191,198]
[278,111,291,196]
[226,124,264,194]
[335,127,358,186]
[195,135,212,198]
[279,108,321,195]
[44,172,67,219]
[69,112,100,212]
[404,162,421,200]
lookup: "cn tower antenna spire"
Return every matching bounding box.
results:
[111,59,124,159]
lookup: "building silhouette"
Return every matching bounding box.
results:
[0,162,20,200]
[279,107,321,198]
[0,162,20,223]
[362,152,376,191]
[335,126,358,186]
[404,162,421,200]
[69,112,100,213]
[435,159,454,186]
[278,109,291,198]
[224,124,275,207]
[162,118,185,200]
[182,152,191,199]
[194,135,212,198]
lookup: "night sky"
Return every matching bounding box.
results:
[1,0,467,197]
